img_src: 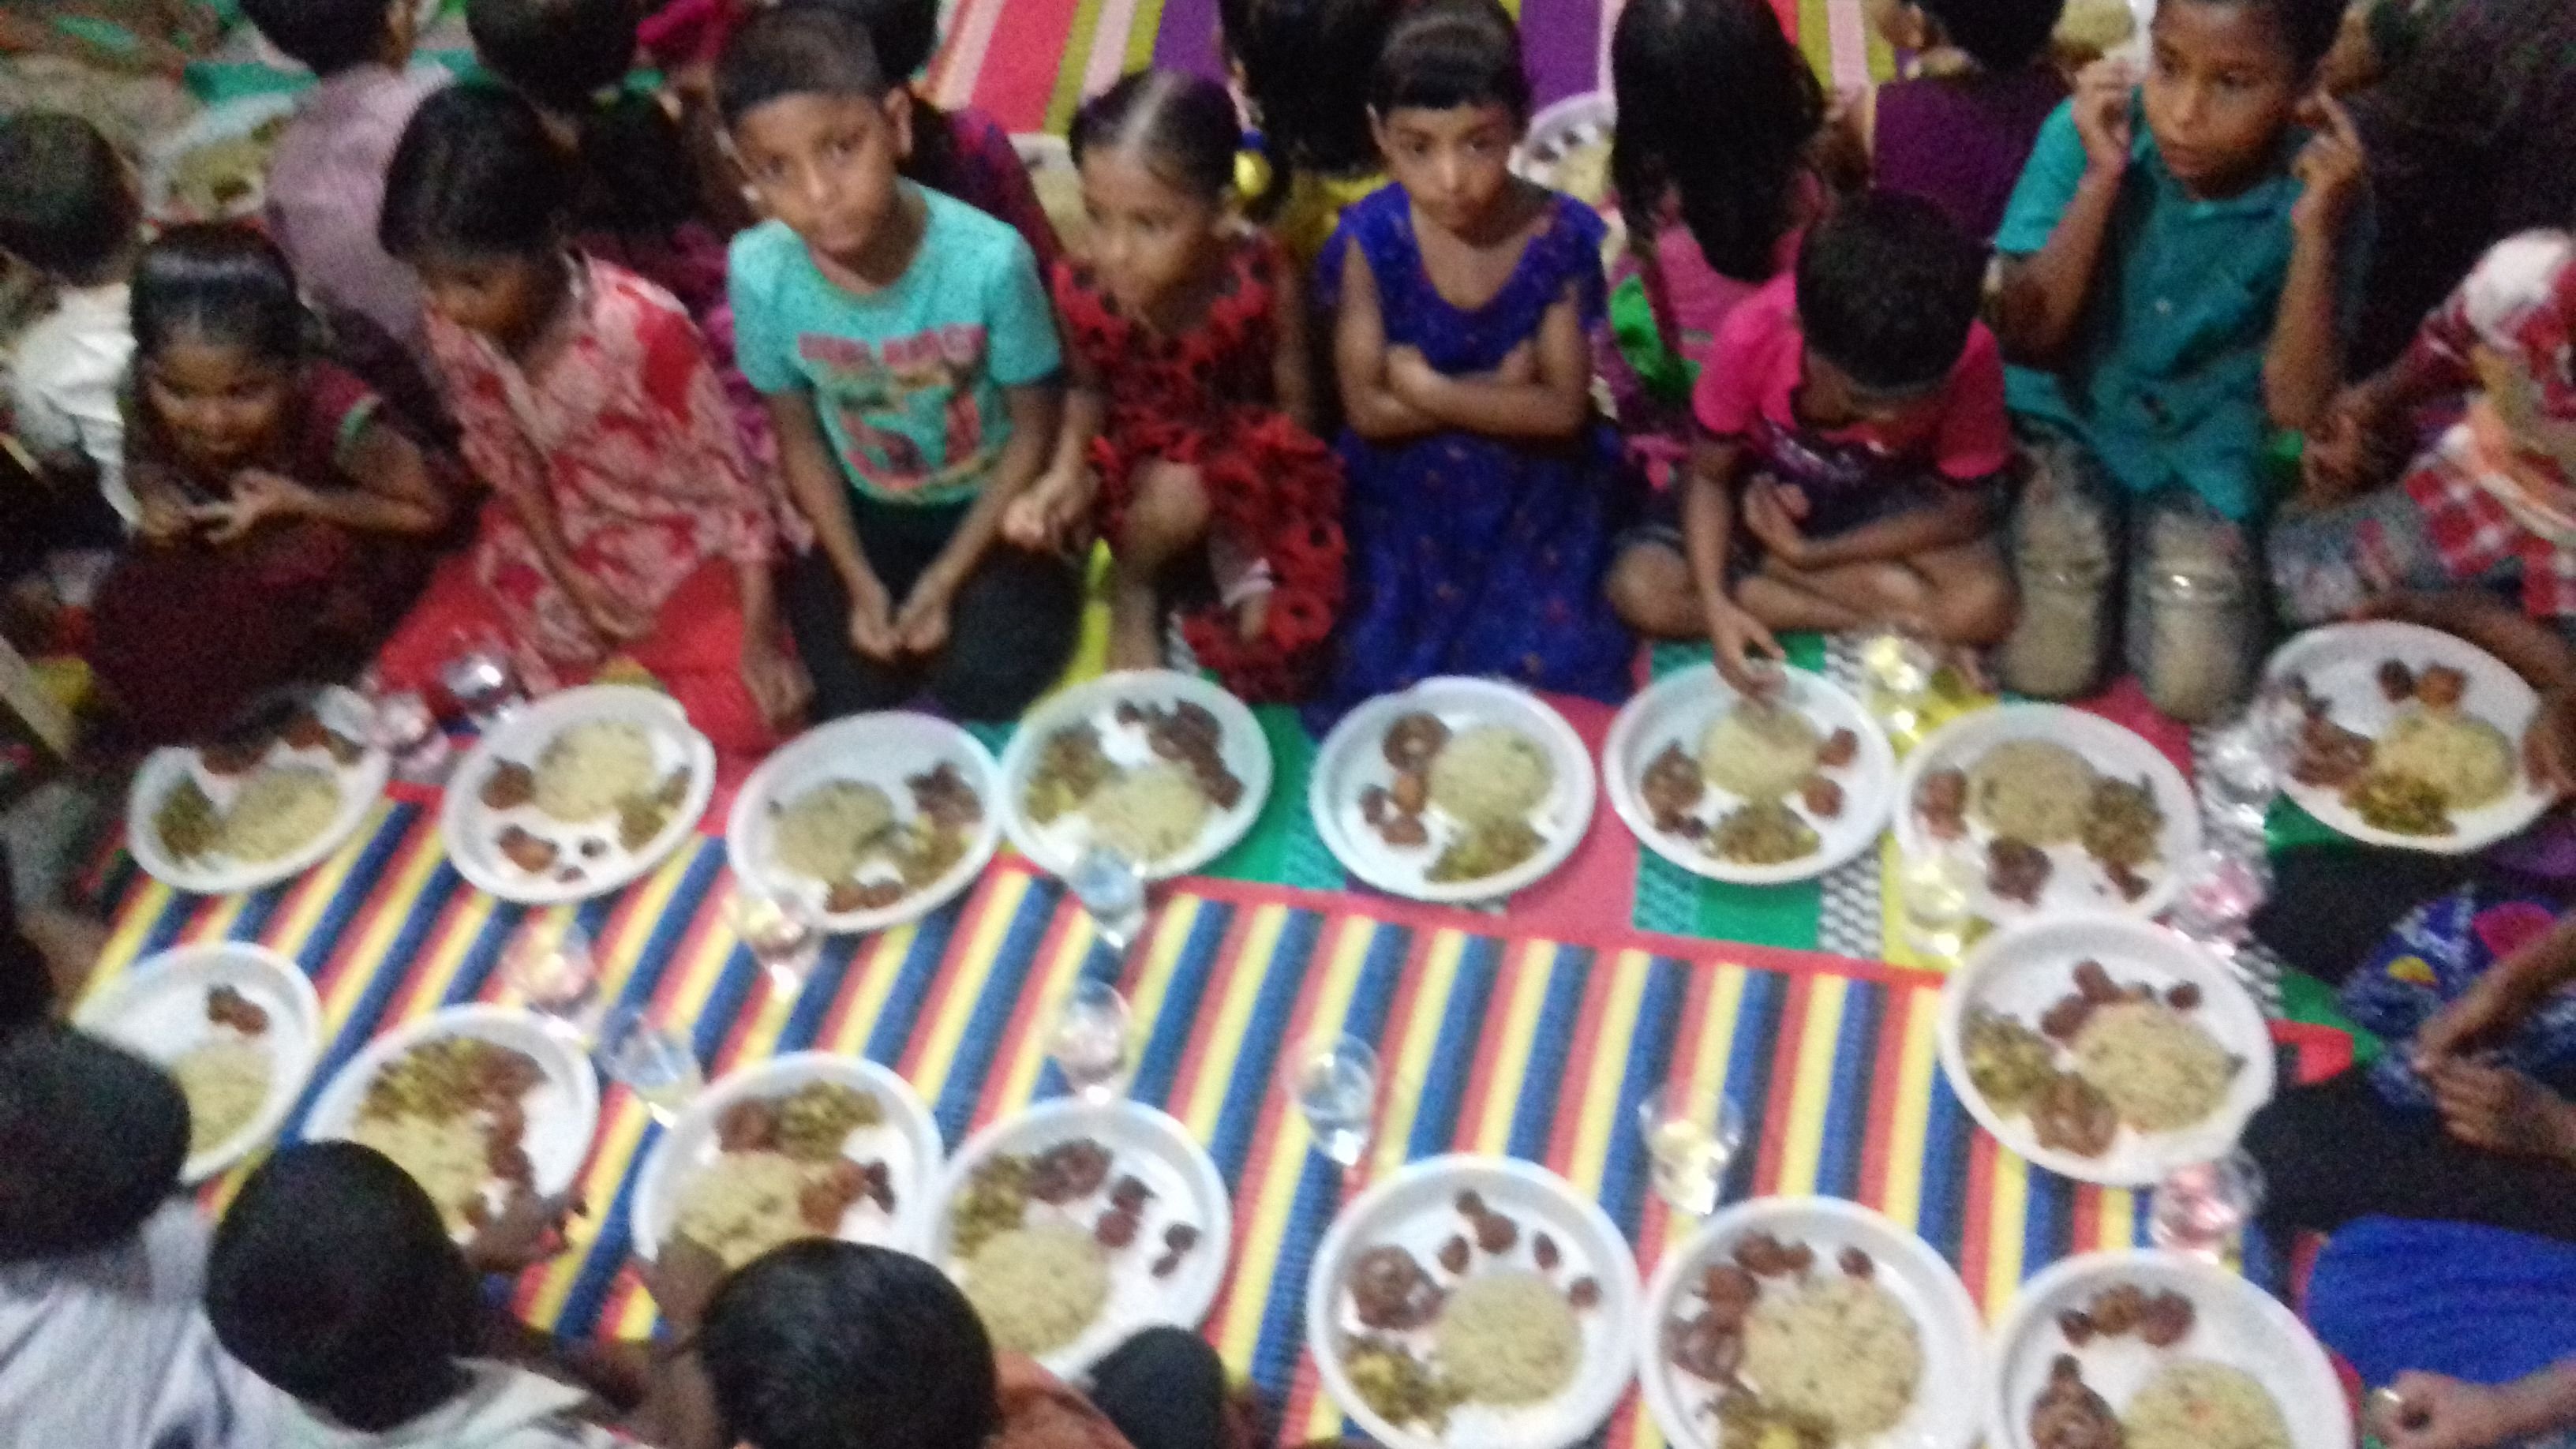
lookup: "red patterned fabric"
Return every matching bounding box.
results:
[1050,234,1345,701]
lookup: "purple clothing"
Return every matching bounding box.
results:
[264,62,449,366]
[1873,65,2065,241]
[926,105,1066,275]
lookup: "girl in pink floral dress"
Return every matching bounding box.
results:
[371,86,806,753]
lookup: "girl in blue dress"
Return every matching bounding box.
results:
[1314,0,1638,716]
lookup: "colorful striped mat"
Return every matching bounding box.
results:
[95,797,2169,1447]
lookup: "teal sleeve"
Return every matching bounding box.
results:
[1994,101,2087,258]
[982,235,1063,389]
[727,230,799,396]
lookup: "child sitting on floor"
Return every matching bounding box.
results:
[1221,0,1402,269]
[1612,192,2015,687]
[1848,0,2068,242]
[687,1237,1238,1449]
[0,1024,282,1449]
[371,85,807,754]
[1318,0,1638,712]
[719,6,1079,723]
[92,225,455,747]
[1003,71,1345,699]
[1987,0,2367,717]
[0,110,144,534]
[240,0,450,372]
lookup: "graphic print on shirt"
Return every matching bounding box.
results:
[797,324,997,498]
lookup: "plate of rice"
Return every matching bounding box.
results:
[1000,671,1271,883]
[1305,1154,1642,1449]
[1311,678,1598,905]
[631,1053,942,1264]
[1604,666,1896,886]
[1987,1251,2348,1449]
[932,1097,1232,1376]
[75,943,324,1183]
[303,1005,601,1235]
[129,687,391,897]
[1894,705,2199,923]
[727,713,1002,934]
[143,93,299,223]
[2264,621,2545,853]
[1937,915,2274,1186]
[1641,1197,1983,1449]
[443,686,717,906]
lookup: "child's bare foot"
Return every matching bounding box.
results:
[1234,591,1270,644]
[1106,593,1165,672]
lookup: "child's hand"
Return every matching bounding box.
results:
[464,1187,582,1277]
[1004,471,1091,552]
[1740,481,1812,565]
[2377,1372,2533,1449]
[2526,687,2576,797]
[2071,58,2137,178]
[137,493,199,545]
[1387,346,1442,402]
[2291,92,2368,238]
[1706,598,1788,695]
[739,633,812,730]
[896,587,952,657]
[2425,1058,2576,1162]
[638,1234,729,1333]
[202,469,313,545]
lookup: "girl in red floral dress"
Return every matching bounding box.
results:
[1004,69,1344,702]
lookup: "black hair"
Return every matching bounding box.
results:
[715,6,890,129]
[1221,0,1398,182]
[1072,69,1244,202]
[132,224,309,366]
[1917,0,2065,72]
[1371,0,1533,124]
[466,0,701,237]
[380,84,575,263]
[1794,190,1986,393]
[206,1142,481,1432]
[0,1024,189,1264]
[1612,0,1823,283]
[2164,0,2346,74]
[0,112,137,284]
[701,1241,1001,1449]
[777,0,965,202]
[239,0,397,73]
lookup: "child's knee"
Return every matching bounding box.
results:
[1930,558,2017,644]
[1118,462,1213,560]
[1606,541,1696,635]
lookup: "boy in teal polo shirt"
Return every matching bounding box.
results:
[721,5,1079,723]
[1990,0,2368,717]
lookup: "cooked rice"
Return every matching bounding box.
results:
[2376,706,2515,810]
[219,766,340,862]
[773,781,896,883]
[962,1223,1110,1354]
[2122,1360,2290,1449]
[1739,1274,1922,1439]
[676,1150,827,1268]
[1433,1271,1582,1406]
[1084,765,1210,863]
[1427,725,1553,826]
[170,1038,269,1155]
[2072,1000,2238,1133]
[349,1111,491,1232]
[1699,701,1822,801]
[1968,739,2096,844]
[534,721,658,823]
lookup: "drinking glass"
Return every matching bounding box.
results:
[1065,844,1149,954]
[1859,623,1938,739]
[1285,1032,1379,1167]
[730,887,822,1000]
[2166,846,2268,954]
[2149,1150,2265,1262]
[1638,1080,1747,1215]
[440,642,525,731]
[1048,975,1134,1102]
[368,687,452,784]
[1896,847,1980,965]
[596,1004,703,1125]
[503,923,601,1038]
[2202,677,2302,837]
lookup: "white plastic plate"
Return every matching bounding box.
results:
[441,685,716,906]
[76,942,324,1183]
[128,686,391,896]
[998,670,1271,882]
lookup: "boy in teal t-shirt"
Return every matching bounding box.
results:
[720,4,1076,723]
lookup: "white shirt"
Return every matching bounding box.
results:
[0,1202,283,1449]
[282,1361,625,1449]
[9,280,136,526]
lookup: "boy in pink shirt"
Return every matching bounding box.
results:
[1609,192,2016,688]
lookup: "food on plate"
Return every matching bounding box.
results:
[2031,1070,2118,1157]
[1433,1271,1582,1406]
[481,761,537,811]
[1968,739,2096,845]
[1641,743,1709,829]
[1710,799,1822,866]
[1916,768,1969,840]
[1383,712,1451,770]
[677,1151,856,1267]
[1817,728,1859,768]
[2368,706,2515,810]
[1798,776,1844,819]
[533,721,658,824]
[1739,1275,1923,1440]
[350,1037,546,1231]
[155,777,223,861]
[2122,1360,2291,1449]
[2059,1282,2198,1346]
[1700,700,1822,802]
[207,983,269,1035]
[615,769,691,852]
[171,1038,271,1155]
[219,766,341,863]
[949,1155,1033,1260]
[163,116,290,218]
[1714,1393,1833,1449]
[2293,657,2522,833]
[2072,1000,2241,1133]
[961,1222,1112,1354]
[1986,837,2053,904]
[1428,817,1546,882]
[1548,140,1612,208]
[773,781,897,884]
[2080,776,2164,871]
[1133,698,1245,809]
[911,762,985,830]
[1963,1009,2057,1114]
[1344,1337,1467,1431]
[496,826,558,874]
[1084,763,1212,864]
[2031,1355,2121,1449]
[1025,724,1116,824]
[1427,724,1554,826]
